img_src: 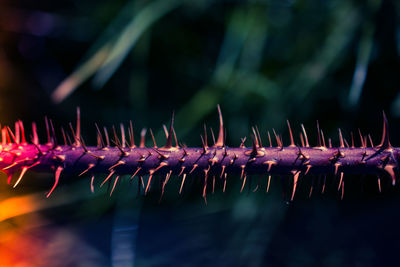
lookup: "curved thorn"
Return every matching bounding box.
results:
[46,166,63,198]
[13,167,28,188]
[380,111,391,149]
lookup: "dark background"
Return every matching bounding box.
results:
[1,0,400,266]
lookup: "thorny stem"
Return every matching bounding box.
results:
[0,107,398,201]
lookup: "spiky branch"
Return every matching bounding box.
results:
[0,106,398,201]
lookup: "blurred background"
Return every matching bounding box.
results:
[1,0,400,266]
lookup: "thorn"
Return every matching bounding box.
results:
[13,166,28,188]
[49,119,57,147]
[101,171,115,187]
[300,124,310,147]
[79,163,95,176]
[200,135,208,154]
[300,133,305,147]
[203,168,209,204]
[252,127,260,148]
[377,176,382,193]
[103,126,110,147]
[328,138,332,148]
[210,127,216,146]
[220,165,226,178]
[309,176,314,198]
[272,129,282,148]
[61,127,68,146]
[267,131,272,147]
[316,120,322,147]
[14,122,20,144]
[215,104,224,147]
[7,126,17,144]
[112,140,128,157]
[90,176,95,193]
[291,170,300,201]
[120,123,126,148]
[212,175,216,194]
[358,129,365,148]
[240,175,247,193]
[379,111,391,150]
[179,174,187,194]
[240,165,246,179]
[152,162,168,173]
[3,162,19,170]
[287,120,295,147]
[45,117,51,144]
[152,148,169,160]
[7,174,12,185]
[321,129,326,147]
[160,171,172,202]
[384,165,396,186]
[338,172,344,191]
[223,173,227,192]
[255,126,263,147]
[189,164,198,174]
[178,166,185,176]
[172,127,179,148]
[264,160,277,172]
[140,128,147,148]
[162,124,168,139]
[338,129,344,148]
[322,175,327,194]
[19,121,26,144]
[75,107,81,146]
[109,176,120,196]
[334,162,341,175]
[129,121,135,148]
[266,175,271,193]
[95,123,105,148]
[112,125,121,147]
[250,135,258,157]
[32,122,39,145]
[368,134,374,148]
[305,165,312,175]
[164,111,175,149]
[343,138,349,148]
[341,180,345,200]
[109,160,126,171]
[203,123,208,149]
[130,167,142,179]
[351,132,355,148]
[46,166,63,197]
[79,136,89,153]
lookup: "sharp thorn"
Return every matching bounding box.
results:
[140,128,147,148]
[179,174,187,194]
[215,104,224,147]
[291,170,300,201]
[287,120,295,147]
[46,166,63,198]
